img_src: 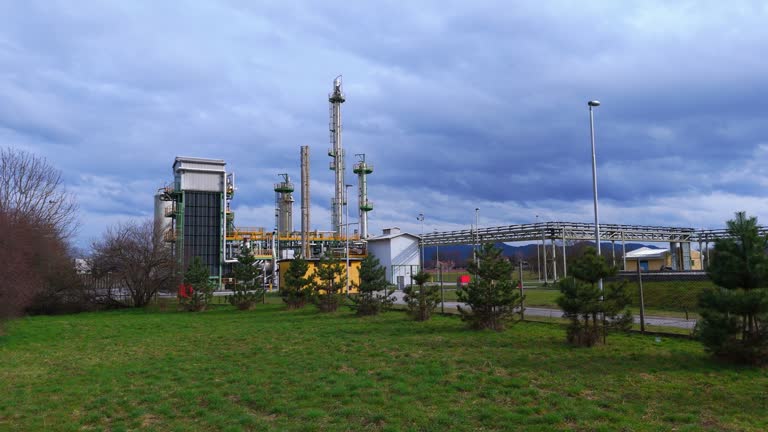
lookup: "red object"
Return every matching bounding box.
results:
[178,283,194,298]
[458,275,471,285]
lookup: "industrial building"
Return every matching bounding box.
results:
[154,77,373,289]
[624,247,703,272]
[366,228,421,289]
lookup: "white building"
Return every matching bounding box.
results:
[367,227,420,289]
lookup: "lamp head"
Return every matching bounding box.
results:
[588,100,601,107]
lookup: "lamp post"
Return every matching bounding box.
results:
[588,100,603,294]
[474,208,479,267]
[345,184,353,294]
[417,213,425,269]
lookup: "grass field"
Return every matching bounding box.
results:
[2,304,767,431]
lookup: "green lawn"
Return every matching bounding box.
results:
[1,304,766,431]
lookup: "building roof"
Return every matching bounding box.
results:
[625,247,668,259]
[367,227,421,242]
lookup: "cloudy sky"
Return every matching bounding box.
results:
[2,1,768,247]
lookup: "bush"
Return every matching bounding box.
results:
[227,248,264,310]
[403,271,439,321]
[456,244,523,331]
[556,247,632,347]
[698,212,768,365]
[348,255,395,316]
[282,256,312,309]
[179,257,216,312]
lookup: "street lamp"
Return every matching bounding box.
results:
[345,184,353,294]
[474,208,479,267]
[417,213,425,268]
[588,100,603,294]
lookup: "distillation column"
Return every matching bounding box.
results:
[300,146,311,258]
[274,174,294,236]
[328,76,346,236]
[353,154,373,239]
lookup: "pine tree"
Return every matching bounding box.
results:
[227,248,264,310]
[403,271,440,321]
[179,257,215,312]
[348,255,395,316]
[699,212,768,365]
[556,247,632,346]
[310,254,346,312]
[456,243,523,331]
[282,256,312,309]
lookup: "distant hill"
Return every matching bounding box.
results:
[425,241,660,265]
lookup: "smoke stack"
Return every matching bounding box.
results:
[301,146,311,258]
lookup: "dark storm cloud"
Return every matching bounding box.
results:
[1,1,767,245]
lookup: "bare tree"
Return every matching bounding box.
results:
[0,148,81,326]
[90,219,177,307]
[0,147,78,239]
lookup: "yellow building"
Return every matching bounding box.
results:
[624,247,702,272]
[278,257,363,293]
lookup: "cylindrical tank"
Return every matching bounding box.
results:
[153,193,172,233]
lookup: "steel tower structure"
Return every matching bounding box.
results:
[353,153,373,238]
[274,173,294,236]
[328,76,346,236]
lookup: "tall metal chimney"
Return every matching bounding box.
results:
[353,154,373,238]
[328,75,346,236]
[300,146,311,258]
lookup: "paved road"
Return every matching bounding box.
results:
[390,291,696,330]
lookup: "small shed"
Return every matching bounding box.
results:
[366,227,421,289]
[625,247,702,271]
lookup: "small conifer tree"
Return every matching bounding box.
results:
[556,247,632,346]
[698,212,768,365]
[348,255,395,316]
[227,248,264,310]
[282,256,312,309]
[179,257,216,312]
[403,271,440,321]
[456,243,523,331]
[310,254,346,312]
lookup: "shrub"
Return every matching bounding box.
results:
[282,256,312,309]
[456,244,523,331]
[179,257,215,312]
[556,247,632,347]
[403,271,439,321]
[698,212,768,365]
[348,255,395,316]
[227,248,264,310]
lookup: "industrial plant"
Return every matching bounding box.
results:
[152,76,739,290]
[154,77,378,288]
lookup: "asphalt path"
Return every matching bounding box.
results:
[390,291,696,330]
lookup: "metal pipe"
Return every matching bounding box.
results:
[345,184,352,294]
[561,226,567,278]
[551,236,557,280]
[301,146,311,258]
